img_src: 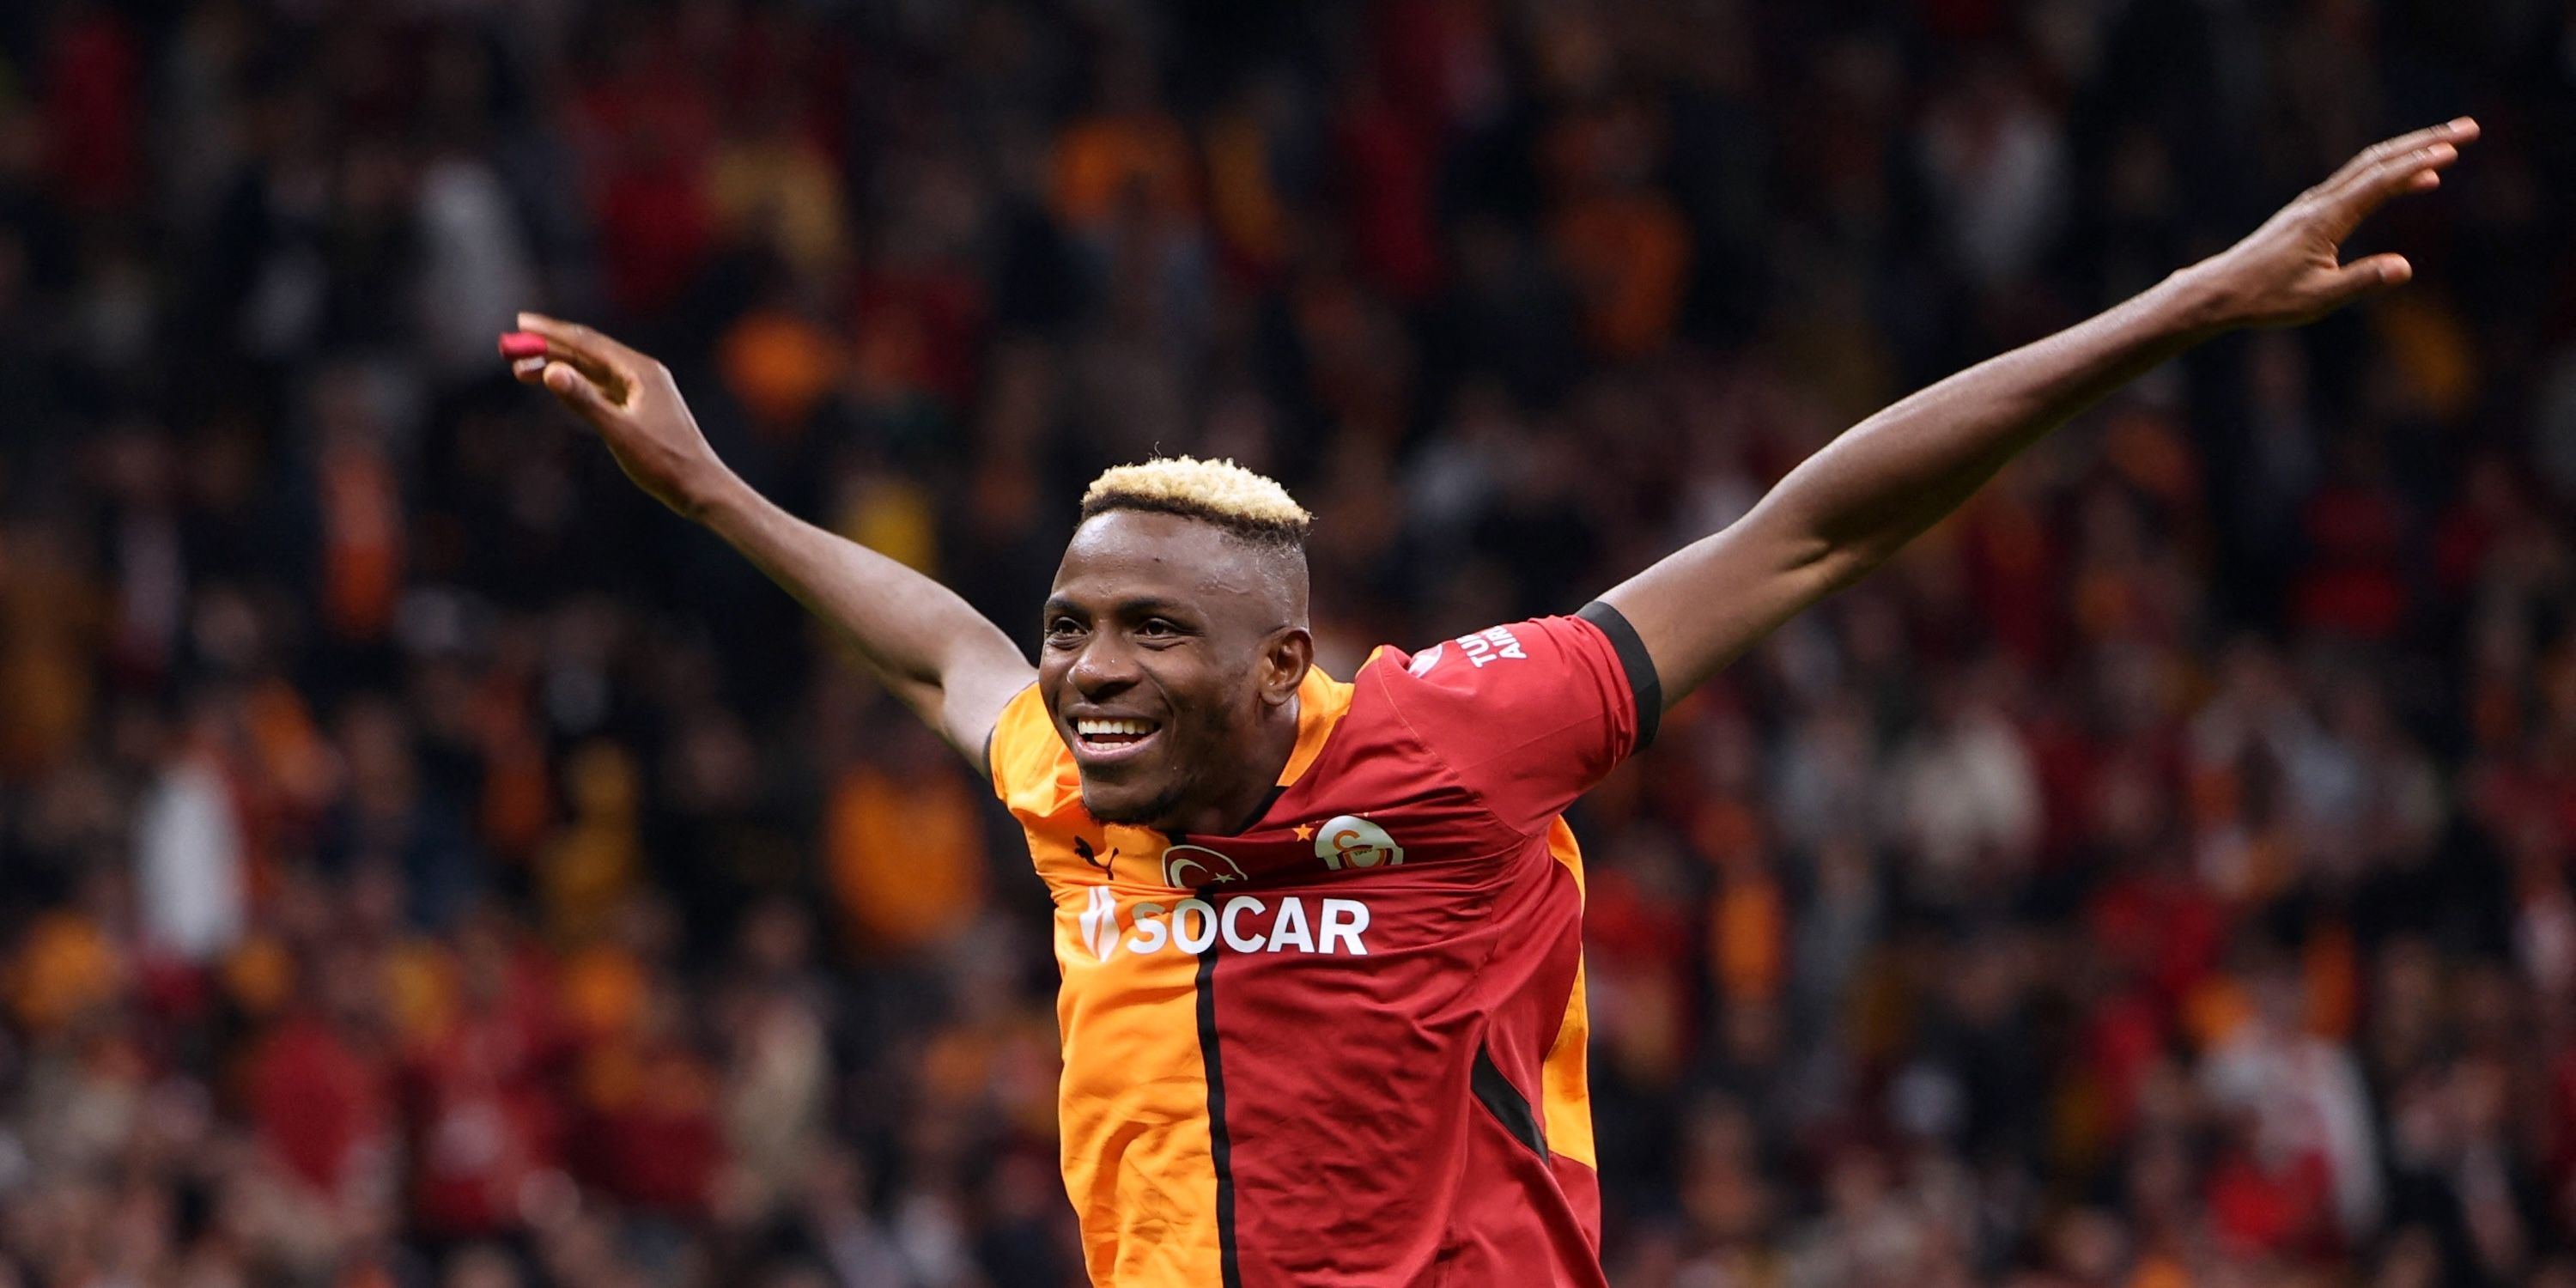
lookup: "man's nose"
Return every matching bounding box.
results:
[1069,637,1139,697]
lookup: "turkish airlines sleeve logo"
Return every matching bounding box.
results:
[1315,816,1405,870]
[1454,625,1525,668]
[1406,627,1526,676]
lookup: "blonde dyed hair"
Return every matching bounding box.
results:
[1078,456,1312,549]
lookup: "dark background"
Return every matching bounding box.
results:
[0,1,2572,1285]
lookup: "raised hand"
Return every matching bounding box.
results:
[506,313,735,518]
[2190,117,2479,331]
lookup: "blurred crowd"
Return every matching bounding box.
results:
[1,0,2573,1285]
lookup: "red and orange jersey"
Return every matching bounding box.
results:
[989,605,1658,1287]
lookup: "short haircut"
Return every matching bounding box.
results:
[1078,456,1312,551]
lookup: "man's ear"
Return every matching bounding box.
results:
[1261,628,1314,707]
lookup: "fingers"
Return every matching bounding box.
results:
[2277,250,2411,322]
[2316,252,2414,313]
[539,360,620,428]
[515,312,646,368]
[2319,118,2479,193]
[2354,252,2413,288]
[513,312,643,402]
[2314,117,2477,235]
[2321,143,2457,235]
[510,343,621,411]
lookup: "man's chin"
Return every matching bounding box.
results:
[1078,777,1186,829]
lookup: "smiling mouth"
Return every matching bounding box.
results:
[1072,717,1163,762]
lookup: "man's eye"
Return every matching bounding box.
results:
[1138,619,1180,638]
[1045,618,1084,640]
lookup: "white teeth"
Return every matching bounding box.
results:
[1076,718,1156,738]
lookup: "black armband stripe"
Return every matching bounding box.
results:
[1577,600,1662,753]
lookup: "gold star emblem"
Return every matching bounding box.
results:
[1292,822,1315,841]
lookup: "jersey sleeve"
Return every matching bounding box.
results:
[1374,601,1662,835]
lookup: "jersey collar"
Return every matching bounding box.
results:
[1275,658,1360,787]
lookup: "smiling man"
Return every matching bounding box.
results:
[507,118,2475,1286]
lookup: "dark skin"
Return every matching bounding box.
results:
[513,119,2475,837]
[1039,510,1313,833]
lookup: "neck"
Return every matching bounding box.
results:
[1163,695,1302,836]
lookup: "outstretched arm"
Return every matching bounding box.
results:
[1601,117,2479,704]
[508,313,1034,770]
